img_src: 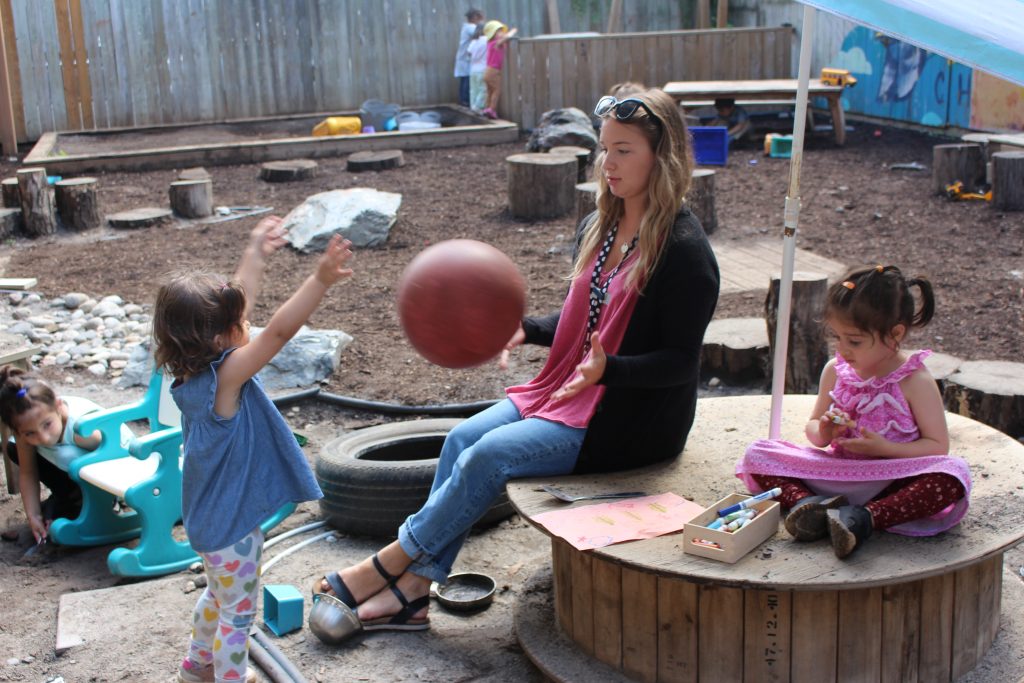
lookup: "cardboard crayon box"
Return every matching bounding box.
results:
[682,492,780,563]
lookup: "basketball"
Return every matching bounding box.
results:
[397,239,526,369]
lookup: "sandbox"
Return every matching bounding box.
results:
[23,105,517,174]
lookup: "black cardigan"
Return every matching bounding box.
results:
[521,208,720,473]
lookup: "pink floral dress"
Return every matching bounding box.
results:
[736,350,971,536]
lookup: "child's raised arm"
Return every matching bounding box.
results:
[234,216,288,320]
[215,234,353,417]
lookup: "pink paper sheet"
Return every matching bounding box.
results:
[531,493,705,550]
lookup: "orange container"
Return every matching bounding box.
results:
[312,116,362,137]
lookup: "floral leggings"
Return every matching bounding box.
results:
[752,473,966,529]
[182,529,263,682]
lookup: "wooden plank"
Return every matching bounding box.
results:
[744,589,791,683]
[880,581,921,683]
[0,0,20,149]
[552,538,573,635]
[657,576,697,683]
[68,0,91,128]
[976,555,1000,661]
[698,584,744,683]
[570,546,595,656]
[108,0,136,126]
[792,590,837,683]
[192,0,216,121]
[0,0,24,141]
[160,0,186,124]
[85,0,116,128]
[919,573,954,683]
[621,567,657,683]
[0,277,37,290]
[53,0,81,130]
[952,562,982,679]
[592,557,622,670]
[837,587,882,683]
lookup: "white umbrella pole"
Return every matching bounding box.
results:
[768,4,816,439]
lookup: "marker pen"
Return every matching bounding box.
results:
[717,487,782,517]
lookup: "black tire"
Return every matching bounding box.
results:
[315,418,516,537]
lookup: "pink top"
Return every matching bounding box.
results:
[507,252,640,428]
[736,350,972,536]
[486,39,506,70]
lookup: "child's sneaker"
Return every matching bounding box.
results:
[482,107,498,119]
[178,658,257,683]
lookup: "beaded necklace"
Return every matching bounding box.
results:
[585,224,638,349]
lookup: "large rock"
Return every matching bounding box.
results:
[526,108,598,153]
[117,326,352,391]
[283,188,402,252]
[255,326,353,391]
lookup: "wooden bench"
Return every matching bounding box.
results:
[507,394,1024,683]
[664,79,848,145]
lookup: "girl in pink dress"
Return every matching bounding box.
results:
[736,265,970,558]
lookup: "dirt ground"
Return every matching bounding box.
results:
[1,121,1023,682]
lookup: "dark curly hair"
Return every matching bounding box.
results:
[152,271,247,379]
[0,365,58,431]
[825,265,935,346]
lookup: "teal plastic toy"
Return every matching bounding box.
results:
[49,369,295,577]
[264,584,304,636]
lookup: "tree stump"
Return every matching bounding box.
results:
[178,167,211,181]
[0,208,21,238]
[169,179,213,218]
[991,151,1024,211]
[943,360,1024,438]
[700,317,769,384]
[346,150,405,172]
[107,207,173,230]
[1,178,19,208]
[55,178,100,231]
[923,351,963,394]
[765,272,829,394]
[548,146,591,183]
[689,168,717,235]
[259,159,318,182]
[507,153,576,220]
[932,143,985,194]
[576,181,597,227]
[16,167,57,238]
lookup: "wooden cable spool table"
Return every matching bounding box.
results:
[507,395,1024,683]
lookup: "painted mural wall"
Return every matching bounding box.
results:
[737,0,1024,133]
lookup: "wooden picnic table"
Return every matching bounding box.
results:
[508,394,1024,682]
[663,78,848,145]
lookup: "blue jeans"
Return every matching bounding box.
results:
[398,399,584,583]
[458,76,470,106]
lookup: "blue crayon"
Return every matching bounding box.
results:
[717,488,782,517]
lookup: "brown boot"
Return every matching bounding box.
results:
[783,495,848,541]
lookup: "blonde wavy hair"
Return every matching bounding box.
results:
[571,88,694,292]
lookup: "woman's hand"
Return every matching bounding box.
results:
[552,332,606,401]
[498,326,525,369]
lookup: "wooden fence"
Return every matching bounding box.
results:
[3,0,787,143]
[502,26,794,130]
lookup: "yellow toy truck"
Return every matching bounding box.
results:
[821,67,857,87]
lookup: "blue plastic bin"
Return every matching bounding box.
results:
[689,126,729,166]
[264,584,304,636]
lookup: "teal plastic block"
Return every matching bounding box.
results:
[769,134,794,159]
[264,584,304,636]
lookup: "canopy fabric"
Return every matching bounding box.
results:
[798,0,1024,87]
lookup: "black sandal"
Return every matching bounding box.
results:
[312,553,400,608]
[361,584,431,632]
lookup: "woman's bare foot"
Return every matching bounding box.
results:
[356,572,430,624]
[315,541,411,605]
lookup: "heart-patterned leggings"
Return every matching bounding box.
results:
[184,529,264,682]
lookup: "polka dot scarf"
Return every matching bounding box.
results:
[586,225,638,349]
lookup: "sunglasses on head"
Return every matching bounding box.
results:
[593,95,662,127]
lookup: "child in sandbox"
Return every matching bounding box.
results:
[153,216,352,683]
[480,20,517,119]
[736,265,971,558]
[709,97,752,144]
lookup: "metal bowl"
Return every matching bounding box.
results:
[433,572,496,612]
[308,592,362,645]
